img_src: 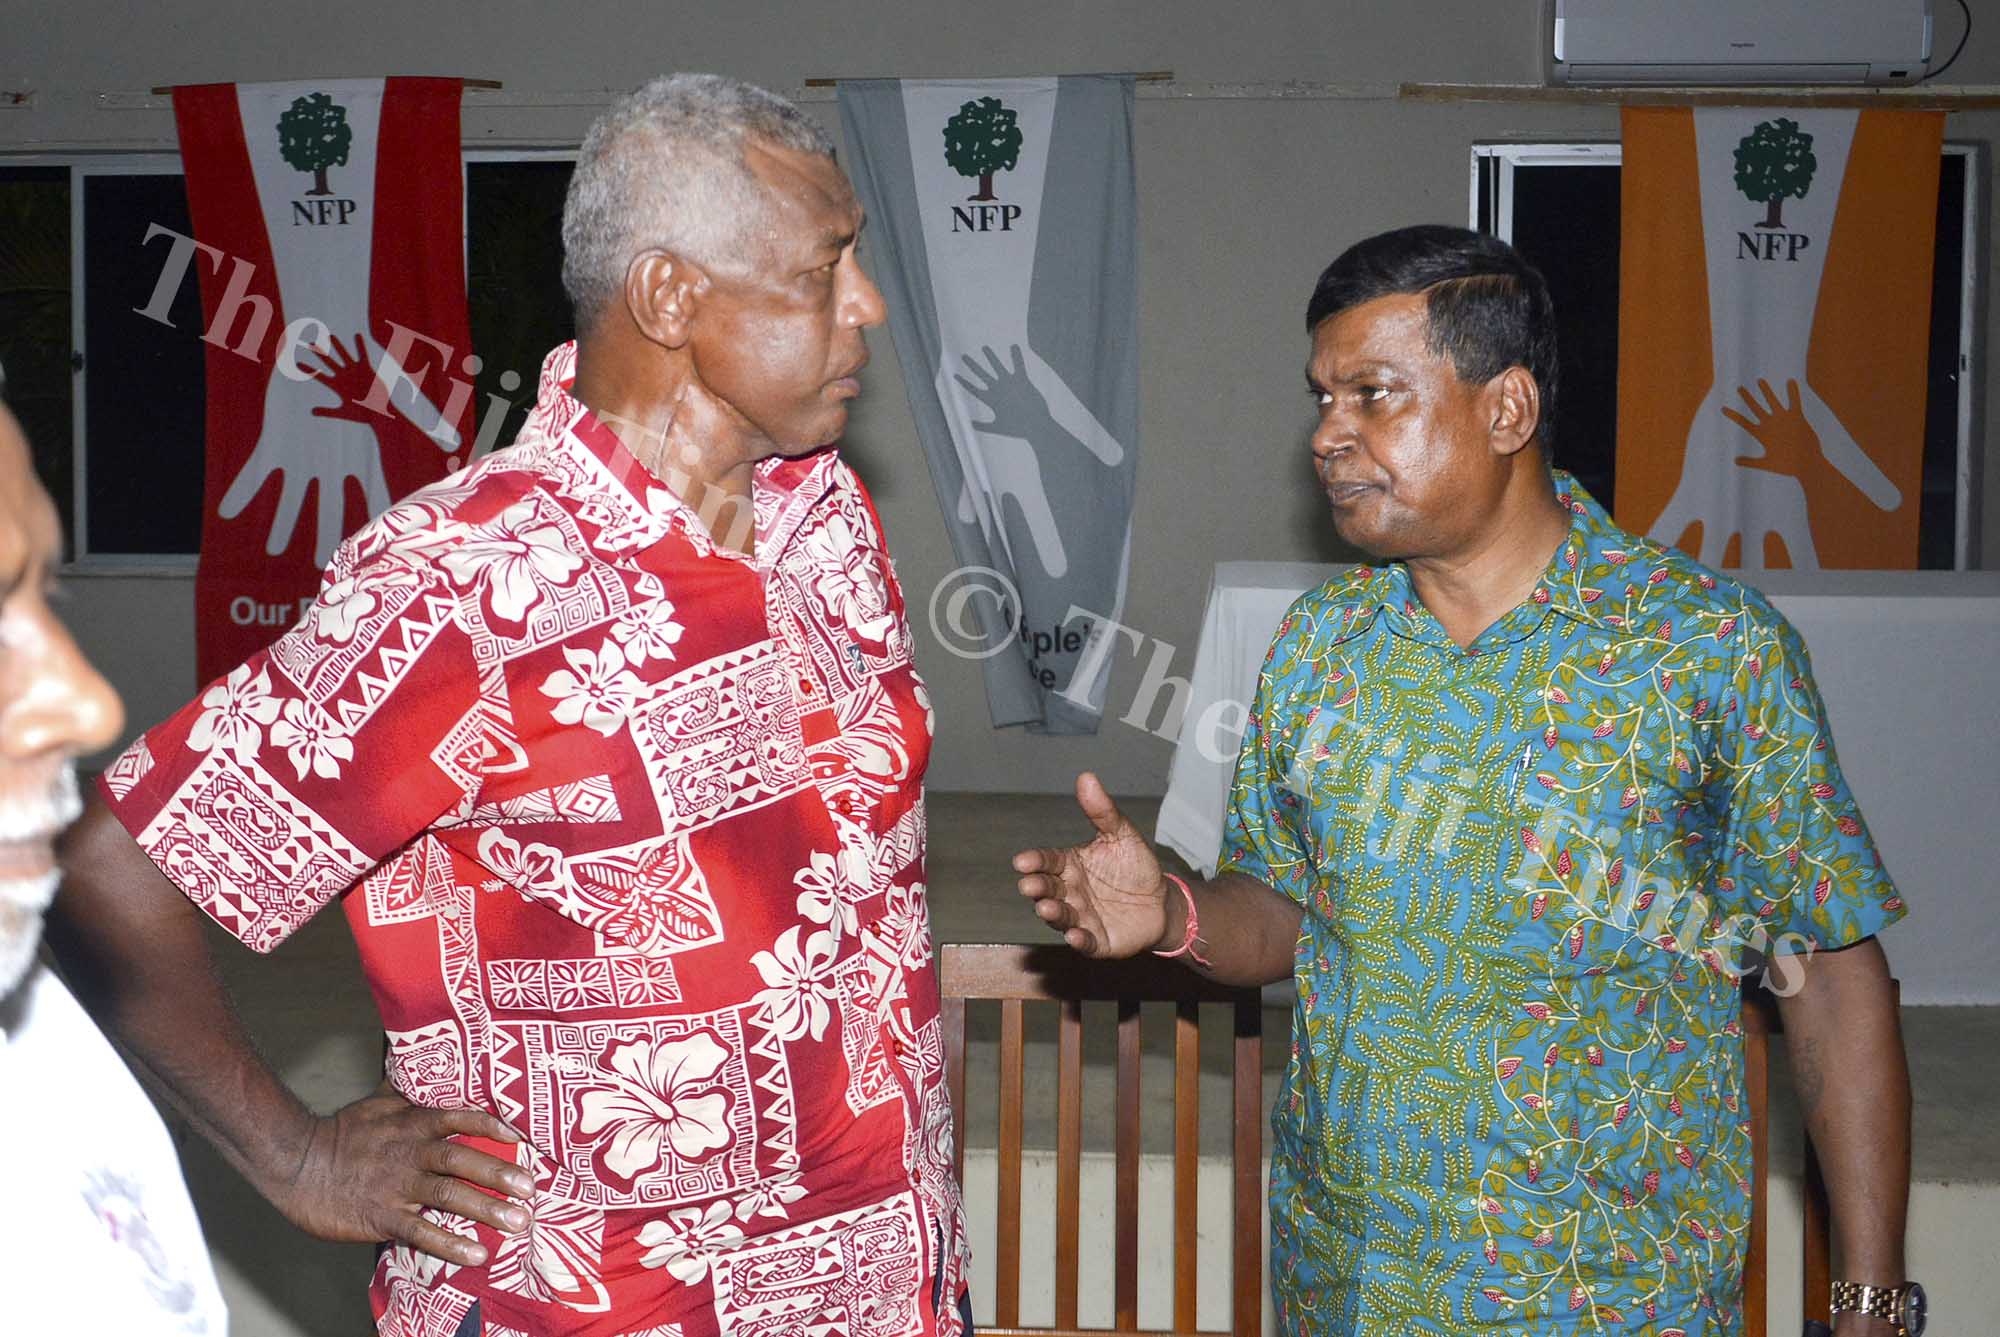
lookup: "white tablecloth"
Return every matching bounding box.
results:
[1153,562,2000,1005]
[1154,561,1345,875]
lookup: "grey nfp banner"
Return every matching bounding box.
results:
[839,76,1138,734]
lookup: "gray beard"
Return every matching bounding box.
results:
[0,870,61,998]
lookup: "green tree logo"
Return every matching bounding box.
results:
[943,97,1023,202]
[277,92,353,197]
[1733,118,1817,230]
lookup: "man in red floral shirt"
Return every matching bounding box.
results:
[54,73,968,1337]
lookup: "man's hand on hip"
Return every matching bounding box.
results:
[269,1081,535,1267]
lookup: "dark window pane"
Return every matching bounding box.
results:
[82,172,205,555]
[467,160,575,456]
[1919,153,1966,570]
[1508,163,1622,507]
[0,166,75,552]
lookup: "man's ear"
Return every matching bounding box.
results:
[624,250,704,350]
[1487,365,1541,458]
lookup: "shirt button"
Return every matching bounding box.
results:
[799,679,815,694]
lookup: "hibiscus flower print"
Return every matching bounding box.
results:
[268,698,355,781]
[879,879,934,973]
[793,851,858,940]
[540,641,646,737]
[187,664,281,764]
[731,1170,807,1223]
[609,596,686,667]
[802,512,895,644]
[310,570,383,643]
[476,829,565,898]
[636,1200,744,1284]
[750,926,840,1041]
[574,1031,734,1186]
[437,500,586,622]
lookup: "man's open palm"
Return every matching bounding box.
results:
[1012,772,1169,958]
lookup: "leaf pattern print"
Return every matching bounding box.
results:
[1223,475,1904,1336]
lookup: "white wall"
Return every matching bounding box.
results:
[8,0,2000,798]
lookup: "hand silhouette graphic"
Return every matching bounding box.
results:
[299,332,389,427]
[1723,378,1822,480]
[221,330,456,564]
[954,344,1061,445]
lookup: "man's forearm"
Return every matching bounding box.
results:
[48,797,318,1200]
[1157,870,1302,988]
[1774,937,1910,1286]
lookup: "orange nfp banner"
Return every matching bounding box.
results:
[1616,107,1943,570]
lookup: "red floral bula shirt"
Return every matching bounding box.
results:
[101,343,967,1337]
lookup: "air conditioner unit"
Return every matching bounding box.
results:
[1551,0,1933,86]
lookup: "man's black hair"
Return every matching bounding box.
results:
[1306,225,1559,449]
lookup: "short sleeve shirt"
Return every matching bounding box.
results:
[101,344,968,1337]
[1219,473,1904,1337]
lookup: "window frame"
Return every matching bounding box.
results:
[1470,139,1987,571]
[1,146,582,575]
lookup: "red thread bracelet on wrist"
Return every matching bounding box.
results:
[1152,873,1213,969]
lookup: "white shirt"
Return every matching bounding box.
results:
[0,963,228,1334]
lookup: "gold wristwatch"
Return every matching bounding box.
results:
[1830,1280,1927,1336]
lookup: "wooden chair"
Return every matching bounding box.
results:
[939,943,1265,1337]
[1741,977,1901,1336]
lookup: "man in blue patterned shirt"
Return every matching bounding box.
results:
[1015,226,1917,1336]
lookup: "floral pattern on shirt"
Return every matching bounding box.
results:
[1220,475,1904,1337]
[102,343,967,1337]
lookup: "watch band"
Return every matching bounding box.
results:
[1829,1280,1907,1335]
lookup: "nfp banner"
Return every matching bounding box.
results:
[171,78,472,681]
[839,76,1137,734]
[1616,107,1943,570]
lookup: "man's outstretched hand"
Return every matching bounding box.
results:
[1012,772,1171,958]
[265,1082,536,1267]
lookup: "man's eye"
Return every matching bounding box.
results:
[1315,391,1333,407]
[1359,385,1389,402]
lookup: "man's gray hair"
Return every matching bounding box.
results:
[561,73,834,334]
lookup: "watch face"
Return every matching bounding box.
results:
[1900,1281,1928,1335]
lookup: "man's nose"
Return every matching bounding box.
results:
[0,608,125,762]
[1310,410,1354,462]
[842,254,888,330]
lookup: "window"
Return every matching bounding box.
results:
[0,150,579,568]
[1472,142,1983,569]
[465,152,576,458]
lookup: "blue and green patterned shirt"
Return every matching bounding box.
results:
[1220,473,1905,1336]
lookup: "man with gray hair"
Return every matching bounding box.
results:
[55,73,969,1336]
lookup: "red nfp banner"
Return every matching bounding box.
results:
[171,78,473,682]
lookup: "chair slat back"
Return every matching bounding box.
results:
[939,943,1265,1336]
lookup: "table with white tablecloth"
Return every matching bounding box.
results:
[1154,562,2000,1005]
[1153,560,1345,877]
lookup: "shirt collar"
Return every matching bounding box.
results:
[1539,471,1650,631]
[523,342,841,564]
[1358,469,1626,647]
